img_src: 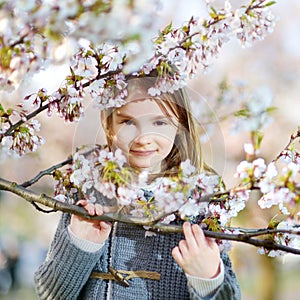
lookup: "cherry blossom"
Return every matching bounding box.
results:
[280,149,300,165]
[258,220,300,257]
[1,0,278,157]
[258,162,278,193]
[1,0,300,257]
[231,86,274,134]
[0,119,45,156]
[234,158,267,183]
[180,159,196,178]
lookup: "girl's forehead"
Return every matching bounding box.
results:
[115,98,164,115]
[126,85,150,102]
[113,78,178,118]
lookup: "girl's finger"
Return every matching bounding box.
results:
[171,246,183,265]
[103,205,118,213]
[76,200,97,216]
[206,237,218,250]
[95,204,104,216]
[79,202,95,215]
[182,222,197,250]
[76,199,88,207]
[192,224,207,247]
[100,221,111,231]
[193,225,217,250]
[178,240,189,256]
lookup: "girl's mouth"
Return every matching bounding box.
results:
[130,149,157,156]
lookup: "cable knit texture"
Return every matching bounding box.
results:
[34,212,241,300]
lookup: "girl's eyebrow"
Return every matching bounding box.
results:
[115,112,172,121]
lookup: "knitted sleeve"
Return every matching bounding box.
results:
[186,259,225,297]
[34,213,104,300]
[187,252,241,300]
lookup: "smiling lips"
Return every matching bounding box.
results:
[130,149,157,156]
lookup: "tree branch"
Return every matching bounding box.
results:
[20,156,73,187]
[150,224,300,255]
[0,177,164,225]
[273,127,300,162]
[20,147,101,187]
[0,176,299,255]
[3,101,55,137]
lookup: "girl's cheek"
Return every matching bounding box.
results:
[114,128,137,147]
[113,132,134,148]
[117,132,135,144]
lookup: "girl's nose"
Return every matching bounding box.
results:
[134,133,153,145]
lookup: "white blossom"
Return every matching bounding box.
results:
[179,199,200,218]
[258,162,278,193]
[258,188,295,210]
[95,181,116,199]
[117,187,137,206]
[244,143,255,155]
[180,159,196,177]
[54,194,68,202]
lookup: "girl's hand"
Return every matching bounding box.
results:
[172,222,220,279]
[70,200,112,244]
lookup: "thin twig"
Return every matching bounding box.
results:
[21,156,73,187]
[20,146,102,187]
[272,128,300,162]
[225,227,300,237]
[4,102,55,137]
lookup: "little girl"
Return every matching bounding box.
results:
[34,74,241,299]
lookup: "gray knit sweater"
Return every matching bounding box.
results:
[34,211,241,300]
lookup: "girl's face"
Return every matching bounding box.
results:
[110,98,178,173]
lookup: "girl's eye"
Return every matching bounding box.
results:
[154,120,168,126]
[121,119,134,125]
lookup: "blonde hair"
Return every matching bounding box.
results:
[101,74,205,176]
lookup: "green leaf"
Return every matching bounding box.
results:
[264,1,276,7]
[19,126,29,134]
[266,106,277,113]
[7,108,13,115]
[234,109,250,117]
[209,6,217,19]
[70,66,75,77]
[254,131,264,150]
[201,34,208,43]
[0,103,5,114]
[182,40,193,49]
[267,217,280,229]
[0,46,13,68]
[163,22,173,35]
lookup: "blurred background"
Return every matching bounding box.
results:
[1,0,300,299]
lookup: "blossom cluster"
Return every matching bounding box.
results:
[54,147,198,214]
[233,141,300,256]
[53,146,254,249]
[234,0,276,47]
[1,0,161,154]
[0,105,44,156]
[54,145,299,253]
[0,0,277,157]
[258,220,300,257]
[231,86,274,135]
[234,151,300,216]
[0,0,160,90]
[146,0,276,95]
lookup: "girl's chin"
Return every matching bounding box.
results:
[129,162,161,174]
